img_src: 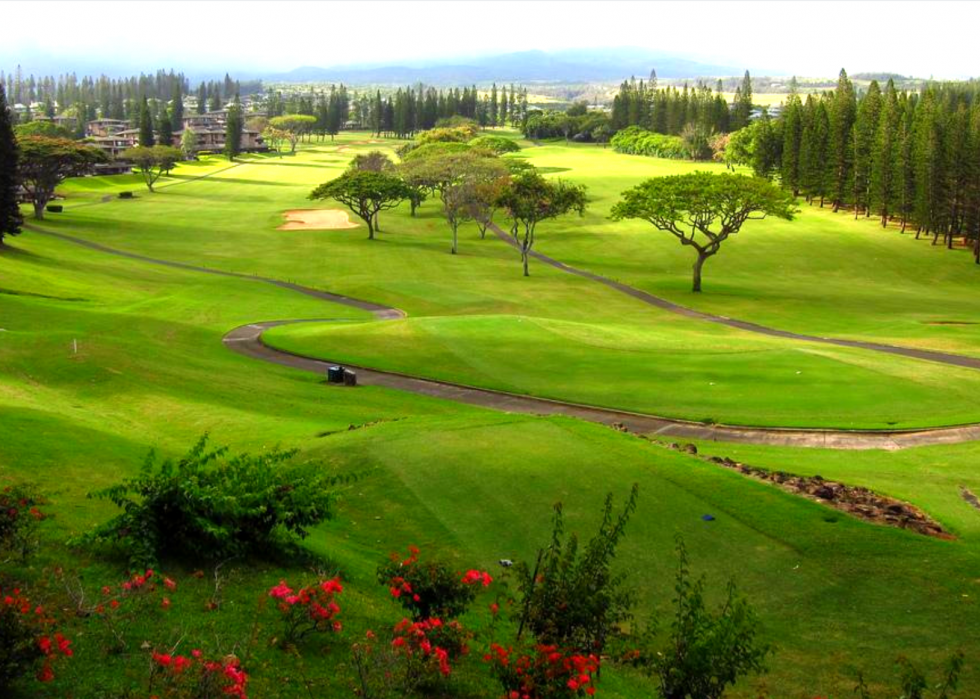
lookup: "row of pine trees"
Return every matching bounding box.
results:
[768,71,980,255]
[610,71,755,137]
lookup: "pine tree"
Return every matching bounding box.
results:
[894,94,916,232]
[851,80,881,218]
[158,108,174,147]
[197,83,207,115]
[489,83,498,127]
[223,94,243,160]
[731,70,753,130]
[912,90,946,240]
[870,80,900,227]
[171,82,184,130]
[0,83,22,244]
[800,96,830,205]
[780,92,803,194]
[138,97,155,147]
[827,69,856,211]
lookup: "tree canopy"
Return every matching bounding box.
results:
[16,135,106,219]
[496,171,588,276]
[611,172,796,292]
[309,170,411,239]
[123,145,183,192]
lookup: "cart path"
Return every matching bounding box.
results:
[488,222,980,371]
[36,227,980,450]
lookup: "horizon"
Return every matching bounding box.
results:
[2,0,978,81]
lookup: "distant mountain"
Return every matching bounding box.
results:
[264,48,749,85]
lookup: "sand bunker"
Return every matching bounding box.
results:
[278,209,359,231]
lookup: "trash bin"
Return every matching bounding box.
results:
[327,366,345,384]
[343,369,357,387]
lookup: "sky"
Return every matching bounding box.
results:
[2,0,978,79]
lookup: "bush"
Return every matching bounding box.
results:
[148,649,248,699]
[485,642,600,698]
[417,125,477,146]
[45,204,63,213]
[0,484,46,562]
[514,485,638,656]
[468,135,520,154]
[0,587,72,690]
[78,434,350,568]
[610,126,689,160]
[400,141,472,163]
[118,191,134,199]
[378,545,491,620]
[630,539,771,699]
[854,652,965,699]
[267,577,344,645]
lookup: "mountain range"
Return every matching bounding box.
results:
[262,48,753,85]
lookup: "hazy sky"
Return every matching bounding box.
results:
[2,1,977,78]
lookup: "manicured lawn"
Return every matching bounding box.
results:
[2,131,979,696]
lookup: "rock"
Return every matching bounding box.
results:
[681,443,698,455]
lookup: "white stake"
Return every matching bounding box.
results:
[73,339,77,355]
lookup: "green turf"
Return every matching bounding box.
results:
[2,132,979,697]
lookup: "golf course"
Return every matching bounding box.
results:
[4,129,980,697]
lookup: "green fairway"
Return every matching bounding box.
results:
[3,131,980,697]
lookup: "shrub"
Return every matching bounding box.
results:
[854,652,965,699]
[433,116,479,133]
[514,485,638,656]
[631,539,771,699]
[267,577,344,645]
[610,126,688,160]
[79,434,349,568]
[45,204,63,213]
[378,545,491,620]
[0,587,72,690]
[469,135,520,154]
[400,141,471,162]
[0,485,47,562]
[118,191,134,199]
[485,642,600,698]
[148,649,248,699]
[79,568,179,652]
[418,125,476,146]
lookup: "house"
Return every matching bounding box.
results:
[174,127,266,153]
[86,134,135,159]
[87,119,129,137]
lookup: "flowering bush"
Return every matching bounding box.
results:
[0,586,72,691]
[79,568,178,652]
[0,484,47,561]
[79,434,350,567]
[485,642,600,698]
[148,648,249,698]
[267,577,343,644]
[515,486,638,656]
[378,545,492,620]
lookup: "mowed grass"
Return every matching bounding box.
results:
[30,132,980,429]
[521,141,980,356]
[3,235,980,695]
[1,132,979,695]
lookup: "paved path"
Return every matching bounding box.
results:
[488,223,980,371]
[36,228,980,450]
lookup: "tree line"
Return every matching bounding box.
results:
[738,70,980,260]
[0,67,260,125]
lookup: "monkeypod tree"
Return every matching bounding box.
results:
[309,170,411,240]
[401,151,510,253]
[348,150,395,174]
[16,136,106,219]
[496,171,588,276]
[611,172,796,292]
[270,115,317,153]
[123,145,183,192]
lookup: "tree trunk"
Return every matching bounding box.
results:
[692,251,710,292]
[451,223,458,255]
[33,202,45,220]
[522,249,529,276]
[366,215,375,240]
